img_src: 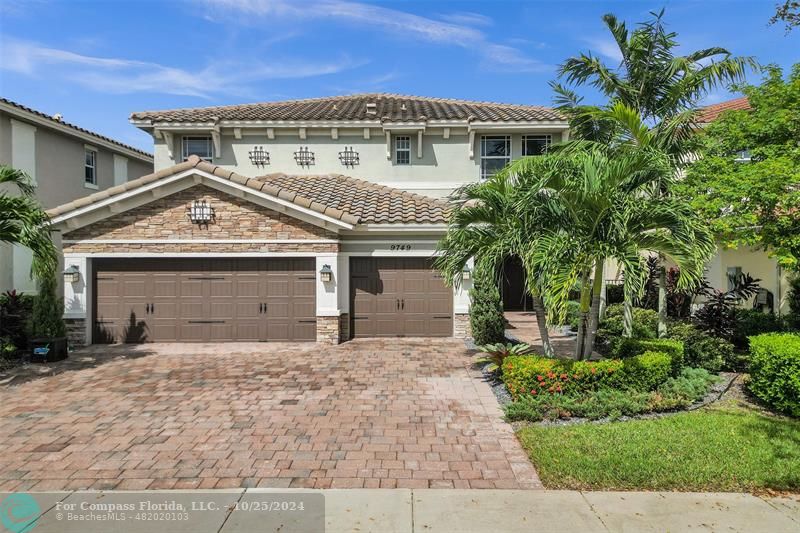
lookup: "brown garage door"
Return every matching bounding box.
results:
[93,258,316,343]
[350,257,453,337]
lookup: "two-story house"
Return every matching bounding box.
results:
[0,98,153,294]
[45,94,568,346]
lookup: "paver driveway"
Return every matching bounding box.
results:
[0,339,541,491]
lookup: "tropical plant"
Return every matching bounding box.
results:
[467,261,506,345]
[0,165,58,278]
[553,9,757,337]
[0,290,34,353]
[692,273,761,340]
[478,342,532,374]
[436,169,554,355]
[771,1,800,32]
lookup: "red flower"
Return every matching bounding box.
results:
[537,375,544,381]
[560,373,568,380]
[591,367,597,374]
[530,389,537,395]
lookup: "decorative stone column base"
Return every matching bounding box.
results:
[316,316,341,344]
[64,318,88,347]
[338,313,350,343]
[454,313,471,339]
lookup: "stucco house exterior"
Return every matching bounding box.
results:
[47,94,569,346]
[0,98,154,294]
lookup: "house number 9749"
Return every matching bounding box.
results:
[390,244,412,251]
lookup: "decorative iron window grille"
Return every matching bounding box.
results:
[294,146,315,166]
[248,146,270,166]
[338,146,360,166]
[187,199,214,225]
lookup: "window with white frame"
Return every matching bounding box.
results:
[480,135,510,179]
[182,136,213,161]
[84,148,97,186]
[522,134,552,156]
[395,135,410,165]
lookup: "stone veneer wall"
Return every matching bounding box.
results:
[453,313,471,339]
[63,184,338,253]
[339,313,350,342]
[64,318,87,347]
[316,316,341,344]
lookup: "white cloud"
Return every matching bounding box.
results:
[438,11,493,27]
[585,37,624,63]
[198,0,551,73]
[0,37,365,98]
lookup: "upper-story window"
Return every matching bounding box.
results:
[734,149,752,163]
[395,135,410,165]
[480,135,510,180]
[182,136,213,161]
[84,148,97,187]
[522,134,552,156]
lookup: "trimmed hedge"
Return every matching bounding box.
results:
[667,322,733,372]
[614,338,685,374]
[748,333,800,417]
[469,263,505,345]
[502,352,672,400]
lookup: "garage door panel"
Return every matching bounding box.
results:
[293,301,316,319]
[294,321,317,341]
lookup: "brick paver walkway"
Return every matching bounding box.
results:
[0,339,541,491]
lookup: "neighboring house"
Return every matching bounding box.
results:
[696,97,792,315]
[0,98,154,294]
[48,94,569,346]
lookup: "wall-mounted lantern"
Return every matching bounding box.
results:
[188,199,214,224]
[63,265,81,284]
[462,265,472,281]
[249,146,270,166]
[319,264,333,283]
[294,146,315,166]
[338,146,360,166]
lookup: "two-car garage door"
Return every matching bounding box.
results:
[93,258,316,342]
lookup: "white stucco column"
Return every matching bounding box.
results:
[315,254,340,316]
[62,255,88,319]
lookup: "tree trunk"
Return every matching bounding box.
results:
[623,298,633,338]
[582,259,605,359]
[658,262,668,338]
[575,271,591,360]
[532,295,554,357]
[599,278,608,322]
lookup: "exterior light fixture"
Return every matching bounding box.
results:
[462,265,472,281]
[63,265,81,284]
[248,146,270,166]
[319,264,333,283]
[294,146,315,166]
[338,146,360,166]
[188,199,214,224]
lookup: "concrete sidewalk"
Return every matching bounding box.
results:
[7,489,799,532]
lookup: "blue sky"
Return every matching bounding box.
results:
[1,0,797,151]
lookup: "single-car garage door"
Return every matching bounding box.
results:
[93,258,316,343]
[350,257,453,337]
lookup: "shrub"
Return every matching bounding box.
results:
[748,333,800,417]
[786,276,800,331]
[614,338,685,373]
[31,272,66,339]
[504,388,653,422]
[605,283,624,305]
[565,300,581,329]
[596,304,659,355]
[0,290,34,353]
[469,263,505,345]
[654,367,719,409]
[667,322,733,372]
[733,309,785,349]
[617,351,673,392]
[478,342,531,374]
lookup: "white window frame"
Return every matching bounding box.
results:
[522,134,552,156]
[734,149,752,163]
[84,147,98,189]
[395,135,410,165]
[480,135,511,180]
[182,135,213,161]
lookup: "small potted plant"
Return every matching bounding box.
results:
[29,270,68,363]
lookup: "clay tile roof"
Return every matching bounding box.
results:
[697,96,751,123]
[253,173,450,224]
[0,97,153,160]
[45,156,449,226]
[130,93,564,123]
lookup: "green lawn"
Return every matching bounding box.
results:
[517,402,800,491]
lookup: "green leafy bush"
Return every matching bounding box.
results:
[469,263,505,345]
[733,309,785,349]
[614,338,685,373]
[787,276,800,331]
[478,342,531,374]
[748,333,800,417]
[0,290,34,353]
[596,304,659,355]
[618,351,673,392]
[564,300,581,329]
[654,368,720,409]
[31,271,66,338]
[666,322,733,372]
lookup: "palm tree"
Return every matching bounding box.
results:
[435,172,555,357]
[0,165,57,279]
[552,9,757,336]
[505,138,713,359]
